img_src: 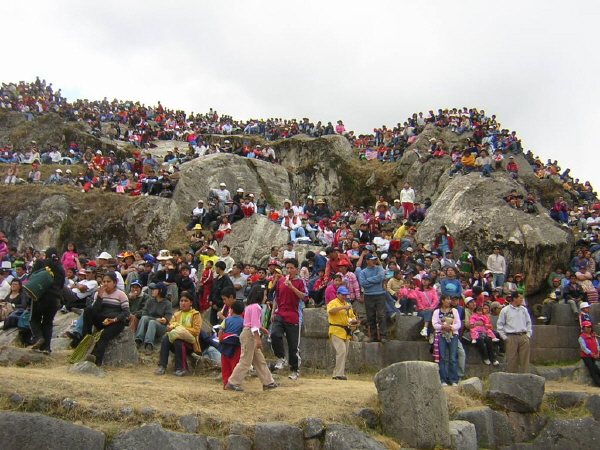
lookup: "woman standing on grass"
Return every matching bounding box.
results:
[327,286,357,380]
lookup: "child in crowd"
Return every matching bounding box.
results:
[218,300,244,389]
[324,274,343,305]
[225,285,278,392]
[469,305,499,343]
[398,280,417,315]
[199,260,213,311]
[579,302,593,327]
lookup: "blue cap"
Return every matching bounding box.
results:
[337,286,349,295]
[130,280,142,288]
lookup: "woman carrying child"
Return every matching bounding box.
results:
[432,295,461,386]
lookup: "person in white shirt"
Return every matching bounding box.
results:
[281,210,306,242]
[400,182,416,219]
[497,293,532,373]
[486,246,507,292]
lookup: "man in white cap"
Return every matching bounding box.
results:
[45,168,62,185]
[210,182,231,214]
[186,200,207,230]
[390,199,404,223]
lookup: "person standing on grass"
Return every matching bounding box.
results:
[218,299,244,389]
[271,258,308,380]
[327,286,357,380]
[497,292,532,373]
[400,182,415,219]
[225,286,278,392]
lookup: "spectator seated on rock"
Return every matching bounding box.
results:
[79,271,130,366]
[135,282,174,355]
[578,302,593,327]
[62,267,98,311]
[576,266,598,303]
[281,210,306,243]
[127,280,149,332]
[155,292,202,377]
[474,149,493,177]
[469,305,500,365]
[563,273,585,319]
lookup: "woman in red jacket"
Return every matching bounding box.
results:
[579,321,600,387]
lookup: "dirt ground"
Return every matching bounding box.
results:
[0,350,379,428]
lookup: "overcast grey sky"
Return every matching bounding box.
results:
[6,1,599,188]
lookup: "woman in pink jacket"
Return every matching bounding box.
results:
[416,275,439,338]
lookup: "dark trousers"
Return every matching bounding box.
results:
[29,294,60,352]
[583,357,600,387]
[82,307,125,366]
[158,334,194,372]
[365,293,387,340]
[271,315,301,372]
[474,335,496,362]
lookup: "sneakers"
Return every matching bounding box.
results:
[492,360,500,366]
[407,312,414,316]
[85,354,97,364]
[483,359,491,365]
[262,382,280,391]
[173,369,189,377]
[144,343,153,355]
[492,338,500,342]
[420,327,428,337]
[155,366,166,375]
[59,305,68,314]
[134,338,143,347]
[332,376,348,380]
[274,358,286,370]
[451,383,459,387]
[471,339,477,344]
[441,382,449,386]
[225,383,244,392]
[537,316,548,321]
[428,334,435,344]
[288,371,299,380]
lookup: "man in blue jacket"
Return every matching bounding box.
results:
[358,254,387,343]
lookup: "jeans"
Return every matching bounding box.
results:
[474,335,496,363]
[492,274,505,291]
[438,333,459,384]
[385,292,400,319]
[135,315,167,347]
[399,297,416,314]
[290,227,306,242]
[479,164,492,177]
[365,293,387,340]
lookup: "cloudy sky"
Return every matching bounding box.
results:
[6,1,599,188]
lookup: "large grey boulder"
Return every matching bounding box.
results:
[222,214,290,266]
[389,315,423,341]
[301,417,326,439]
[374,361,450,448]
[459,377,484,396]
[449,420,477,450]
[0,346,50,366]
[532,417,600,449]
[103,328,139,367]
[455,407,495,448]
[486,372,545,413]
[68,361,106,377]
[225,434,252,450]
[173,153,292,216]
[108,422,207,450]
[302,308,331,339]
[0,191,179,258]
[0,412,105,450]
[323,424,387,450]
[416,175,573,295]
[253,422,304,450]
[545,391,588,409]
[585,394,600,421]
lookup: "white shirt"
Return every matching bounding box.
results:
[400,188,415,203]
[0,279,10,299]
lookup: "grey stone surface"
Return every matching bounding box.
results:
[389,315,423,341]
[68,361,107,377]
[323,424,387,450]
[363,341,382,368]
[585,394,600,421]
[374,361,450,448]
[506,412,548,443]
[302,308,330,339]
[381,340,422,366]
[253,422,304,450]
[415,171,572,297]
[0,412,105,450]
[549,304,580,326]
[0,345,50,366]
[356,408,379,429]
[449,420,477,450]
[455,407,495,448]
[103,328,139,367]
[530,325,580,349]
[178,414,200,433]
[228,423,247,435]
[487,372,545,413]
[532,417,600,449]
[531,366,561,381]
[108,421,207,450]
[207,437,222,450]
[9,393,24,403]
[491,410,514,447]
[545,391,588,409]
[225,434,252,450]
[459,377,484,396]
[302,417,326,439]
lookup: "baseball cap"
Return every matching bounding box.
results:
[366,254,378,261]
[337,286,349,295]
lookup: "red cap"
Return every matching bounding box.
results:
[582,321,593,328]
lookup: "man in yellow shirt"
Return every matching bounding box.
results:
[327,286,357,380]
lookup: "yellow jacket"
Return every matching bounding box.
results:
[169,308,202,353]
[461,154,475,166]
[393,224,408,240]
[327,298,357,341]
